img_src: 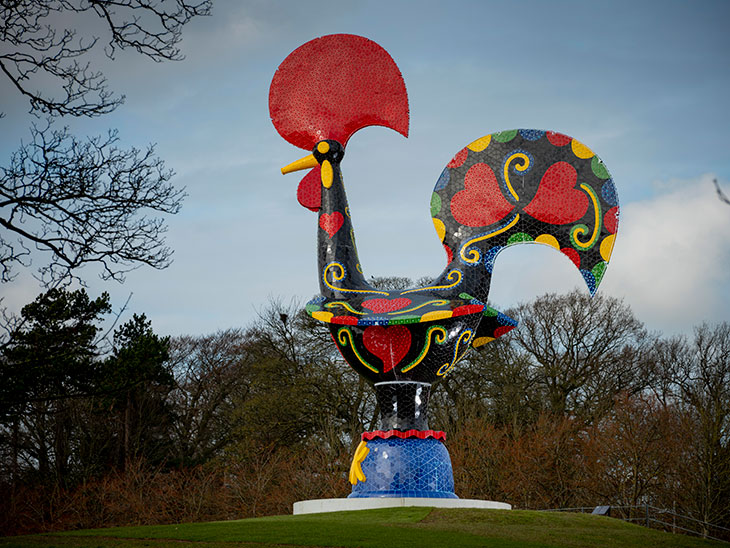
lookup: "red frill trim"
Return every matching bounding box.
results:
[361,429,446,441]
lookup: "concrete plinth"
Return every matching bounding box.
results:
[293,497,511,515]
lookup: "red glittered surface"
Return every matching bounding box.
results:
[451,163,513,227]
[269,34,409,150]
[297,166,321,211]
[362,325,411,373]
[362,429,446,441]
[523,162,589,224]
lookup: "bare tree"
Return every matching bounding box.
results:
[167,330,253,466]
[0,0,211,284]
[1,0,210,117]
[508,290,652,420]
[1,122,183,283]
[656,323,730,529]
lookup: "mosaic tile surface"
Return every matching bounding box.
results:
[269,34,619,499]
[348,437,457,499]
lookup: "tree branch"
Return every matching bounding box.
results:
[0,121,185,284]
[0,0,211,117]
[714,179,730,206]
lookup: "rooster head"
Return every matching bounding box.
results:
[269,34,410,211]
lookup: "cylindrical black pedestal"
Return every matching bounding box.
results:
[374,381,431,431]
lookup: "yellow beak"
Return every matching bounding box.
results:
[281,153,318,175]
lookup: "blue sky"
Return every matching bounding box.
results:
[2,0,729,337]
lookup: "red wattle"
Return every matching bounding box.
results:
[297,167,321,211]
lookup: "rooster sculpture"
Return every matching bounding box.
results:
[270,35,618,500]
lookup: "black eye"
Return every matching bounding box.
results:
[314,140,344,162]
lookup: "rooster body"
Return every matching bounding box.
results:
[269,34,618,463]
[288,127,617,384]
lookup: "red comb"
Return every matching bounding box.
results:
[269,34,409,150]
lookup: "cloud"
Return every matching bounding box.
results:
[484,174,730,335]
[601,174,730,334]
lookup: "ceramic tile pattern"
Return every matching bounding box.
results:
[349,438,457,499]
[269,34,619,499]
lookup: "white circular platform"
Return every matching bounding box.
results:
[293,497,512,515]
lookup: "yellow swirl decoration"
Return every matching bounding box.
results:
[503,152,530,202]
[324,262,388,295]
[338,328,379,373]
[401,325,448,373]
[437,329,473,376]
[325,301,366,315]
[570,184,602,250]
[402,270,462,294]
[459,214,520,263]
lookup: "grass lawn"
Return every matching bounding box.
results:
[1,507,725,548]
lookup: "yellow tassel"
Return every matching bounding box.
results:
[349,440,369,485]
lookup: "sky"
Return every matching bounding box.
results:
[2,0,729,338]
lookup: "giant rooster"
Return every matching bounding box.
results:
[270,35,618,500]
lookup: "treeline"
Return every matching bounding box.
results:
[0,287,728,539]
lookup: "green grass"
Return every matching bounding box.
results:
[1,508,725,548]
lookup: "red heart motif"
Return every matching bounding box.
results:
[450,163,514,227]
[363,325,412,373]
[362,297,412,313]
[319,211,344,238]
[523,162,589,224]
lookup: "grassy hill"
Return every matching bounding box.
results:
[1,507,725,548]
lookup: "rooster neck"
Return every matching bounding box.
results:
[316,161,373,299]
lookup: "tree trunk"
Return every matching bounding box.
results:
[11,416,19,490]
[124,391,131,470]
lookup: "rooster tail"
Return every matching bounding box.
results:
[468,301,519,349]
[431,129,619,340]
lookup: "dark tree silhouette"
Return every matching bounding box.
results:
[100,313,174,469]
[0,288,111,484]
[0,0,211,117]
[0,0,211,284]
[0,122,183,283]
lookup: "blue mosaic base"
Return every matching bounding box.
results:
[349,437,457,499]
